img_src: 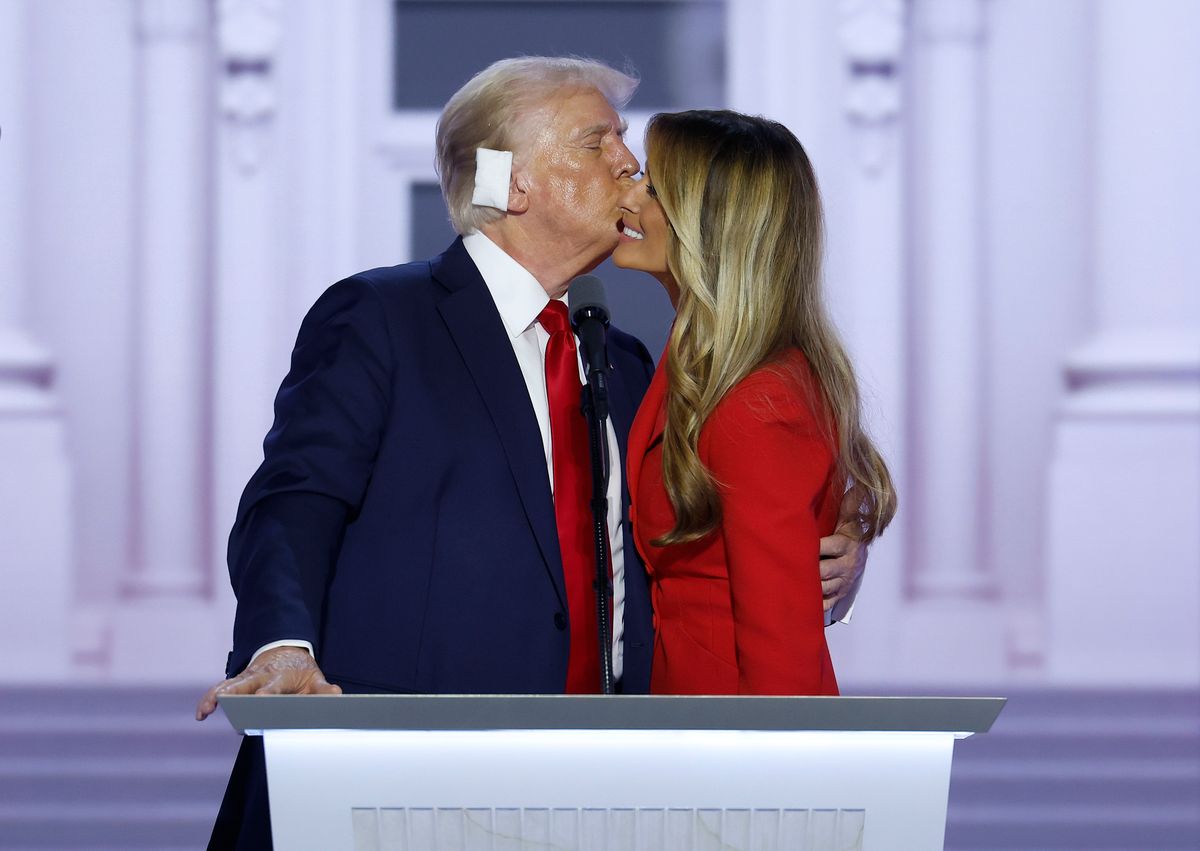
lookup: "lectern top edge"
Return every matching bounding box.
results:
[220,694,1006,736]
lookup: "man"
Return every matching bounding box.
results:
[197,57,867,848]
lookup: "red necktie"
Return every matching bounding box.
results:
[538,301,600,693]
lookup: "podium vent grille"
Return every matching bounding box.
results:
[350,806,866,850]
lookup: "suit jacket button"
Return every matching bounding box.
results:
[554,612,567,631]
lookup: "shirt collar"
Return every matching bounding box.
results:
[462,231,563,339]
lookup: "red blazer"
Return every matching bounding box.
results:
[627,348,841,695]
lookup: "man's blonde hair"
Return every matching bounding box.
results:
[436,56,638,235]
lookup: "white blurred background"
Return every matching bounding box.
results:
[0,1,1196,848]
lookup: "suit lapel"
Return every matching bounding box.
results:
[607,353,637,494]
[432,240,567,608]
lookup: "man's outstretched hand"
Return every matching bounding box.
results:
[194,646,342,721]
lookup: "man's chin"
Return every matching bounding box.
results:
[580,237,621,273]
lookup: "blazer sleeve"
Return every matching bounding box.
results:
[227,276,394,676]
[703,373,836,694]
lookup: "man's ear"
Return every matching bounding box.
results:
[507,168,530,214]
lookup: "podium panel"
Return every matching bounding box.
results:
[222,695,1004,851]
[349,806,866,850]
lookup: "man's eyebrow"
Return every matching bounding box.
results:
[578,123,613,139]
[578,119,629,140]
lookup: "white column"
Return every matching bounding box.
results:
[0,0,72,679]
[212,0,287,626]
[983,0,1094,674]
[828,0,910,681]
[108,0,221,680]
[907,0,992,600]
[1046,0,1200,685]
[279,0,362,307]
[0,0,28,333]
[124,0,211,598]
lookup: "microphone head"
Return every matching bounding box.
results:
[569,275,610,327]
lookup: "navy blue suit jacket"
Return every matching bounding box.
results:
[224,238,656,694]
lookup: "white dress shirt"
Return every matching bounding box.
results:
[253,231,628,681]
[462,231,627,680]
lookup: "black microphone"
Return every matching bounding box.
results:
[569,275,610,421]
[569,274,616,694]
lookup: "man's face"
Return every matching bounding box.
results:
[518,88,640,272]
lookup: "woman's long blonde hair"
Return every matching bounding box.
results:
[648,110,896,546]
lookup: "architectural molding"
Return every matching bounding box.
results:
[1059,327,1200,419]
[1045,0,1200,686]
[838,0,905,174]
[216,0,282,173]
[0,0,72,680]
[906,0,993,602]
[0,328,56,415]
[123,0,212,601]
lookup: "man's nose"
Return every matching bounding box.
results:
[615,143,640,180]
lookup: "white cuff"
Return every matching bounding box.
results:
[250,639,315,666]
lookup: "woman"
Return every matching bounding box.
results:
[614,110,896,695]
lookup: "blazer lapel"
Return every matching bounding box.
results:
[431,239,567,608]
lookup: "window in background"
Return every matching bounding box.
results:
[411,182,456,262]
[392,0,726,111]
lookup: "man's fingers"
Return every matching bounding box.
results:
[195,672,269,720]
[819,554,852,581]
[252,675,294,696]
[821,541,866,579]
[819,532,852,559]
[252,669,343,697]
[310,669,342,695]
[301,670,342,696]
[252,669,310,695]
[195,683,227,721]
[821,574,851,612]
[818,513,869,618]
[199,649,341,715]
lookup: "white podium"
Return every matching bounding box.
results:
[221,694,1004,851]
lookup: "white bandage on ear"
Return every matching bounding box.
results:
[471,148,513,211]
